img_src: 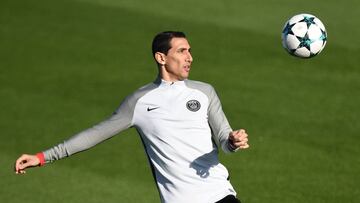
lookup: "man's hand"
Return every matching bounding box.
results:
[14,154,40,174]
[228,129,249,150]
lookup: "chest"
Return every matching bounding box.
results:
[133,86,209,126]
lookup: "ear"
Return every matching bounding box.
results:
[155,52,166,65]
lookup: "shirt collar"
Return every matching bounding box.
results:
[154,77,187,87]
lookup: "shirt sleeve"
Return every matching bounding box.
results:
[207,86,235,153]
[42,95,135,163]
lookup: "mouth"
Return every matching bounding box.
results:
[184,65,191,72]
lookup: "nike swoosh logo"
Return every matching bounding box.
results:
[147,107,160,112]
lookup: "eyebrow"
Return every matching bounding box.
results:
[178,47,191,52]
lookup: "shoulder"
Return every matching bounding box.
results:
[113,81,159,115]
[185,79,216,96]
[116,81,159,112]
[126,81,160,103]
[185,79,215,91]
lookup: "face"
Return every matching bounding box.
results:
[157,37,193,81]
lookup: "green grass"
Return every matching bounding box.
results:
[1,0,359,202]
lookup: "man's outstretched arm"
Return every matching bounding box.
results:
[14,93,136,174]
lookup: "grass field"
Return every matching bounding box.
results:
[1,0,359,202]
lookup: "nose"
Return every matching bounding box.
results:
[186,52,193,63]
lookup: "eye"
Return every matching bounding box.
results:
[178,48,186,53]
[178,48,191,54]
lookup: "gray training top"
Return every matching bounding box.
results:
[43,78,237,203]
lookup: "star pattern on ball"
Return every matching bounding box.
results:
[320,29,327,41]
[282,22,295,35]
[301,15,316,28]
[296,33,312,50]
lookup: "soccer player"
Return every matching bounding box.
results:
[14,31,249,203]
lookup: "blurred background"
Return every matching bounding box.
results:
[1,0,359,202]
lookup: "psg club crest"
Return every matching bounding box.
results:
[186,100,201,112]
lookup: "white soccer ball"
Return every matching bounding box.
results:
[282,13,327,58]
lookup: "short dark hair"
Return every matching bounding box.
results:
[152,31,186,57]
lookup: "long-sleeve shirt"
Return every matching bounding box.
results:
[42,78,237,203]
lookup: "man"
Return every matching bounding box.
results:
[15,31,249,203]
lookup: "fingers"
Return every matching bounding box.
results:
[15,154,27,174]
[14,154,40,174]
[229,129,249,150]
[229,129,248,142]
[15,154,28,174]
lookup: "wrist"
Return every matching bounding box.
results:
[36,152,45,166]
[227,140,239,152]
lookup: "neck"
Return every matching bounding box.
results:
[158,68,184,82]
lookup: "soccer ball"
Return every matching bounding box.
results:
[282,13,327,58]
